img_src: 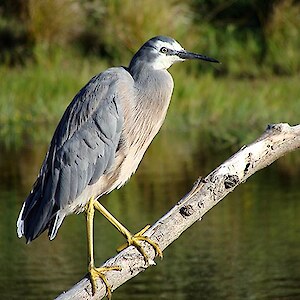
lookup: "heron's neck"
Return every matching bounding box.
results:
[128,61,149,82]
[128,61,170,86]
[128,61,174,115]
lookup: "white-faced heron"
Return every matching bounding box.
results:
[17,36,219,297]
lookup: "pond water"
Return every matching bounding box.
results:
[0,130,299,300]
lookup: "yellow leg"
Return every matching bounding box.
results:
[93,200,163,263]
[86,197,121,298]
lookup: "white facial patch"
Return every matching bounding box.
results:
[151,39,186,70]
[154,39,184,52]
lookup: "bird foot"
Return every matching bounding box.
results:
[89,265,121,298]
[117,225,163,265]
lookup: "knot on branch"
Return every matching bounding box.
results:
[266,123,292,134]
[224,174,239,189]
[179,205,194,217]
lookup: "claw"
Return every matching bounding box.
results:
[89,265,121,298]
[117,225,163,264]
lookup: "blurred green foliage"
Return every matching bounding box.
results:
[1,0,300,75]
[0,0,300,149]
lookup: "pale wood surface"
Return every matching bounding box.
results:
[56,123,300,300]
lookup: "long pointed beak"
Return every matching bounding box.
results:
[177,51,220,63]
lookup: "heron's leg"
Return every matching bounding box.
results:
[93,200,163,264]
[86,197,121,298]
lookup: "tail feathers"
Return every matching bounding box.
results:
[17,188,41,238]
[17,192,63,243]
[17,202,26,238]
[48,212,66,240]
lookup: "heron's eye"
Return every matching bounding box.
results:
[160,47,168,54]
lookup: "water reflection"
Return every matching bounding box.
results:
[0,130,299,300]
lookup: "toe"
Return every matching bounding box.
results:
[89,266,121,297]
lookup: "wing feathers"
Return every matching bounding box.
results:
[17,67,130,242]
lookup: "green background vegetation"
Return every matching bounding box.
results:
[0,0,300,150]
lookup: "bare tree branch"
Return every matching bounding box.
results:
[56,123,300,300]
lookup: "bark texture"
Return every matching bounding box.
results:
[56,123,300,300]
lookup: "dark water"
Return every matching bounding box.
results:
[0,130,299,300]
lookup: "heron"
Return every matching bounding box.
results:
[16,36,219,298]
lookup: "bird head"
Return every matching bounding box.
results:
[130,36,219,71]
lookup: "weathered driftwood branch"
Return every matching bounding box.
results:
[56,123,300,300]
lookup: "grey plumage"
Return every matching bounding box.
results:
[17,36,219,243]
